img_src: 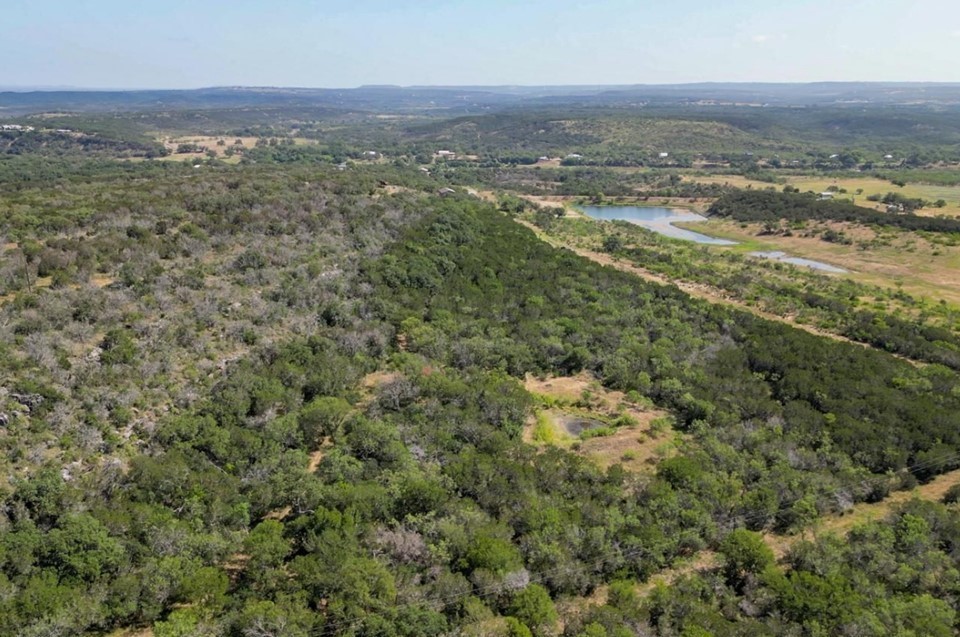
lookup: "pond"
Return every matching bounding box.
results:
[578,205,847,273]
[578,205,738,245]
[748,251,848,273]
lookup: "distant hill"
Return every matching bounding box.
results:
[3,83,960,117]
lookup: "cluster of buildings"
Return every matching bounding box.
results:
[1,124,34,132]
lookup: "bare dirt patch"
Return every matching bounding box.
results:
[90,274,115,288]
[636,550,722,595]
[360,370,402,392]
[579,424,677,472]
[106,629,154,637]
[524,372,596,403]
[307,446,327,473]
[380,185,419,196]
[523,373,674,471]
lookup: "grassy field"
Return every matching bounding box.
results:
[788,176,960,217]
[685,173,960,217]
[151,135,318,164]
[682,218,960,306]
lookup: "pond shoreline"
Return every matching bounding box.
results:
[578,205,848,273]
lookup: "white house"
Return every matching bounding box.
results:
[658,152,669,159]
[565,153,583,160]
[818,192,835,200]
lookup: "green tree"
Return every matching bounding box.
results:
[718,529,774,591]
[508,584,558,636]
[44,513,125,582]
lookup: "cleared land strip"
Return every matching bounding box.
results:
[764,466,960,559]
[622,467,960,604]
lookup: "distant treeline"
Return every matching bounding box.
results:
[0,130,166,159]
[709,190,960,233]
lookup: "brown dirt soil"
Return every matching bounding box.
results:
[765,466,960,558]
[360,370,402,393]
[381,185,419,196]
[523,373,674,471]
[307,447,327,473]
[579,424,677,472]
[636,550,722,595]
[90,274,115,288]
[524,371,597,403]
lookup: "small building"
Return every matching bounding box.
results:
[362,150,379,158]
[883,154,894,160]
[419,166,431,173]
[538,156,550,162]
[438,187,457,197]
[436,150,456,158]
[658,152,669,159]
[818,192,835,200]
[565,153,583,160]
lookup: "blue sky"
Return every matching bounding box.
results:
[3,0,960,88]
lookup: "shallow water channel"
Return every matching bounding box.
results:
[578,205,847,273]
[578,205,737,245]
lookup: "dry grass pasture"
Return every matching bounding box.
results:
[688,218,960,306]
[684,173,960,217]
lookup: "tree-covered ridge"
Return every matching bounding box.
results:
[1,164,960,635]
[372,201,960,476]
[530,212,960,370]
[708,189,960,234]
[0,130,166,160]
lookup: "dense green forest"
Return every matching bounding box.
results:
[2,171,960,634]
[530,212,960,370]
[2,91,960,635]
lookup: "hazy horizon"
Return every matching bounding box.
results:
[4,0,960,89]
[6,80,960,94]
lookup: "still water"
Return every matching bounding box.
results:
[578,205,847,273]
[748,251,847,273]
[578,205,737,245]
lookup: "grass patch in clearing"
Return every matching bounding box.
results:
[523,373,680,472]
[580,426,616,440]
[532,411,561,444]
